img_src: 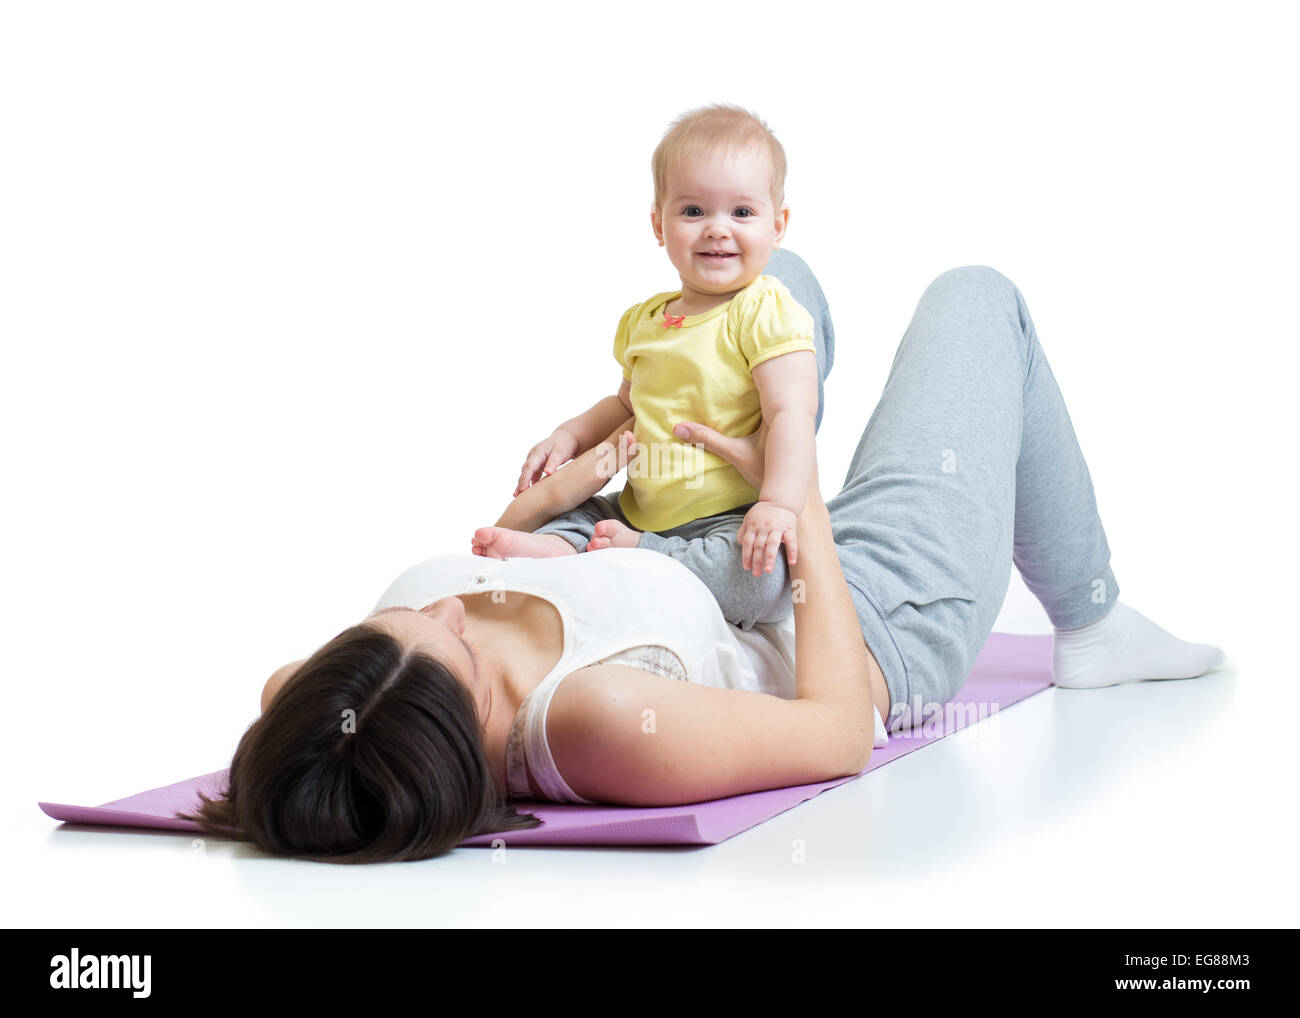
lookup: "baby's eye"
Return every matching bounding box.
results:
[734,208,755,218]
[682,206,703,217]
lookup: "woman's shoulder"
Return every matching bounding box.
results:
[374,547,710,613]
[371,553,480,611]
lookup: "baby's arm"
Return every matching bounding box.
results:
[500,418,636,532]
[566,378,635,454]
[516,378,635,495]
[738,349,820,575]
[519,297,640,494]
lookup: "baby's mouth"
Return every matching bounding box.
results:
[699,253,736,260]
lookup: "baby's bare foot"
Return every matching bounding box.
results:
[472,527,576,559]
[586,519,642,551]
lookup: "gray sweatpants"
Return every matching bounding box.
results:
[540,258,1117,732]
[534,247,836,633]
[826,264,1117,731]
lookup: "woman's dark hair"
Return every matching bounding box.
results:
[176,622,542,862]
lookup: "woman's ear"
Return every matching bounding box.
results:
[261,658,307,713]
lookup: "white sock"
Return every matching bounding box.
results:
[1052,600,1226,689]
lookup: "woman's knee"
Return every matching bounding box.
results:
[926,264,1020,304]
[919,264,1033,354]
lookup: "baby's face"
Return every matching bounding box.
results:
[652,145,787,304]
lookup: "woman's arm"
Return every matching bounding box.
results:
[674,417,887,743]
[786,481,890,766]
[543,439,888,806]
[494,416,637,532]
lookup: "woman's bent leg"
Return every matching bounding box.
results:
[827,265,1117,729]
[1012,299,1118,629]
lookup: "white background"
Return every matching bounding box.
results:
[3,0,1296,927]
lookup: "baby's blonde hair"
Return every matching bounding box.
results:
[650,103,787,216]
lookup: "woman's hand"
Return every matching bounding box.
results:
[672,419,769,491]
[674,418,823,512]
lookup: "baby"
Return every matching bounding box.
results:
[472,104,823,629]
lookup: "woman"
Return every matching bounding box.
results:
[180,258,1224,863]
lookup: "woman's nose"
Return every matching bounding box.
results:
[420,596,465,633]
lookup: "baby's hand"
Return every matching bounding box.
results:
[515,428,580,496]
[738,500,799,576]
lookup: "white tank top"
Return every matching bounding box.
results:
[371,547,887,803]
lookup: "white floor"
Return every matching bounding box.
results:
[8,576,1294,928]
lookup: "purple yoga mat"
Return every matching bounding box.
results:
[39,633,1052,848]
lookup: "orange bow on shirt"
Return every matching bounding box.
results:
[662,311,685,328]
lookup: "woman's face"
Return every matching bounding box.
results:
[259,597,490,724]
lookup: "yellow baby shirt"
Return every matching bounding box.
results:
[612,274,817,532]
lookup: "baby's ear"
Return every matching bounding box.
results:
[773,204,790,243]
